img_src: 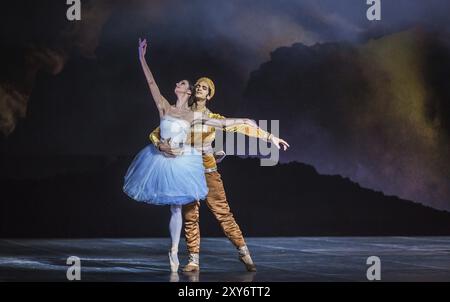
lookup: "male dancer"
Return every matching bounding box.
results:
[149,77,288,272]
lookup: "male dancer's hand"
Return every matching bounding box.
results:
[158,139,183,157]
[270,136,290,151]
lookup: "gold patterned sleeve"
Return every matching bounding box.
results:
[224,123,272,141]
[209,113,271,141]
[148,127,162,147]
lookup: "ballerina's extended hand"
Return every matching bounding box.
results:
[138,38,147,59]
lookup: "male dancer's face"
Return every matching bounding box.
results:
[194,81,211,101]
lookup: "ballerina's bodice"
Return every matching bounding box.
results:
[160,115,191,148]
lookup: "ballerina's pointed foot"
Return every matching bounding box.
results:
[168,249,179,273]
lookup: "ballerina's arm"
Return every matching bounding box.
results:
[139,38,170,118]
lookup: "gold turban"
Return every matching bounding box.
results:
[196,77,215,99]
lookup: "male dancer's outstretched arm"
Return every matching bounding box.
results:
[192,117,290,150]
[208,112,278,143]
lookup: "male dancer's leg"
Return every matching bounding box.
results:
[204,171,245,248]
[205,171,256,271]
[183,201,201,272]
[183,171,255,271]
[183,201,200,254]
[183,172,245,252]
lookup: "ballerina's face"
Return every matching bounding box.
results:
[174,80,192,96]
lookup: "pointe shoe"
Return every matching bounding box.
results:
[168,250,179,273]
[183,253,200,272]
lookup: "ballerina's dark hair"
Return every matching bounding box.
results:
[188,81,196,107]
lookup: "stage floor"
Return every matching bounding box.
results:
[1,237,450,282]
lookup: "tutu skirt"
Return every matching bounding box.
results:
[123,144,208,205]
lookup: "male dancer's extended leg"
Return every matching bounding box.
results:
[205,171,256,271]
[183,171,256,272]
[204,171,245,248]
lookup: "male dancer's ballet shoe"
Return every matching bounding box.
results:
[238,246,257,272]
[182,253,200,272]
[183,263,199,272]
[168,249,179,273]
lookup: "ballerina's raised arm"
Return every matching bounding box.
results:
[192,117,290,151]
[139,38,171,118]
